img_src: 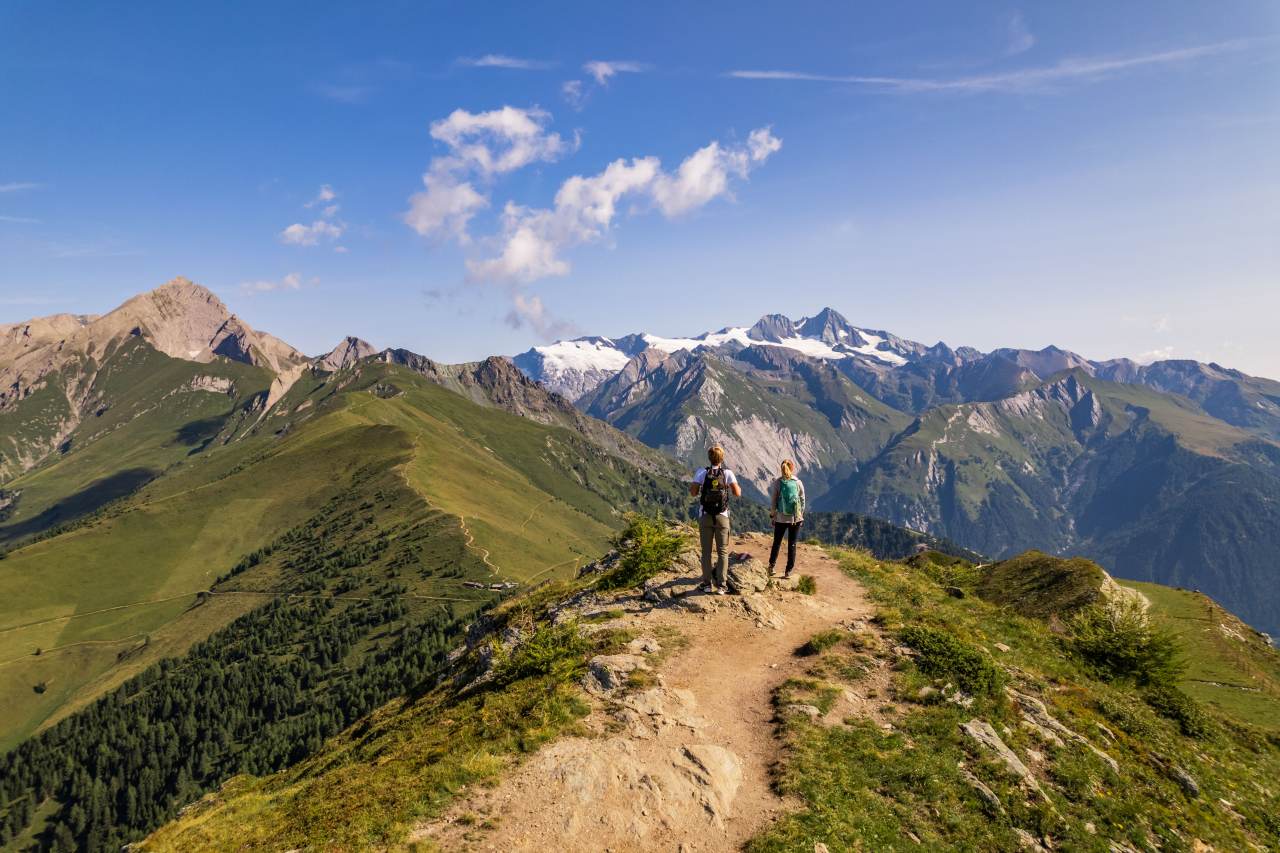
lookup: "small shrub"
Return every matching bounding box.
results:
[491,622,589,686]
[899,626,1003,697]
[1143,684,1213,739]
[796,575,817,595]
[1068,598,1184,686]
[596,514,686,590]
[1096,692,1158,739]
[798,629,844,657]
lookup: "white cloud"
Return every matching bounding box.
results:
[583,60,648,85]
[1135,345,1176,364]
[727,39,1251,94]
[429,106,572,176]
[0,215,41,224]
[1006,12,1035,56]
[505,292,578,339]
[279,220,345,246]
[0,182,42,193]
[403,106,574,241]
[240,272,304,294]
[404,174,488,241]
[562,79,586,109]
[458,54,554,70]
[307,184,337,206]
[467,127,781,284]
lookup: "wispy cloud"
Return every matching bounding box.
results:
[583,60,648,85]
[0,215,42,224]
[313,58,413,104]
[1005,12,1035,56]
[728,39,1251,94]
[0,182,42,193]
[314,84,372,104]
[458,54,555,70]
[240,272,306,295]
[280,185,345,245]
[562,79,586,110]
[1135,345,1176,364]
[562,60,650,110]
[279,220,344,246]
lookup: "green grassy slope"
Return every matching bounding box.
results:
[0,336,273,546]
[0,357,691,753]
[1128,581,1280,729]
[751,549,1280,851]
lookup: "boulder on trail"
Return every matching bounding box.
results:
[584,654,648,695]
[726,555,770,594]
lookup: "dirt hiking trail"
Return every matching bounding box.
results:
[412,532,895,853]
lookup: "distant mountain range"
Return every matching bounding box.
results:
[515,308,1280,636]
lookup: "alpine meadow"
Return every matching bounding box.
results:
[2,2,1278,851]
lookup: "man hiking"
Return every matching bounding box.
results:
[689,445,742,594]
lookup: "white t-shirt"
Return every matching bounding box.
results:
[692,466,738,517]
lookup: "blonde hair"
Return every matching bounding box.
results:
[780,459,795,478]
[707,446,725,465]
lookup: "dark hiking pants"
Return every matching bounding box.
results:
[699,513,730,587]
[770,521,801,574]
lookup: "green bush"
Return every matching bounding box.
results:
[1096,692,1158,739]
[491,622,590,685]
[796,575,817,595]
[1143,684,1213,739]
[798,629,844,657]
[899,626,1003,697]
[1068,597,1184,686]
[595,514,687,591]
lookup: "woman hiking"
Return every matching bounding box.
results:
[768,459,806,578]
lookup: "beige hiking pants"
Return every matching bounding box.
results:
[698,513,730,587]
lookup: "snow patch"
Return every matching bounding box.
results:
[774,336,849,360]
[642,327,753,353]
[850,329,908,365]
[534,339,633,373]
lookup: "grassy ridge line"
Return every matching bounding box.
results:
[1127,581,1280,729]
[0,448,503,849]
[748,547,1280,852]
[139,518,682,851]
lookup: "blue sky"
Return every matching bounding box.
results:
[2,1,1278,377]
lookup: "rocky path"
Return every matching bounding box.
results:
[411,532,882,852]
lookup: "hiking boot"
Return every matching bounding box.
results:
[699,583,715,594]
[714,587,727,596]
[767,564,776,577]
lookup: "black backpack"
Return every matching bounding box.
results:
[700,465,730,515]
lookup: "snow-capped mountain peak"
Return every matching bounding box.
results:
[513,308,921,400]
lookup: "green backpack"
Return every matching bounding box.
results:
[778,478,801,515]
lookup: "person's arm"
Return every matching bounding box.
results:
[689,468,702,498]
[769,479,779,515]
[729,471,743,498]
